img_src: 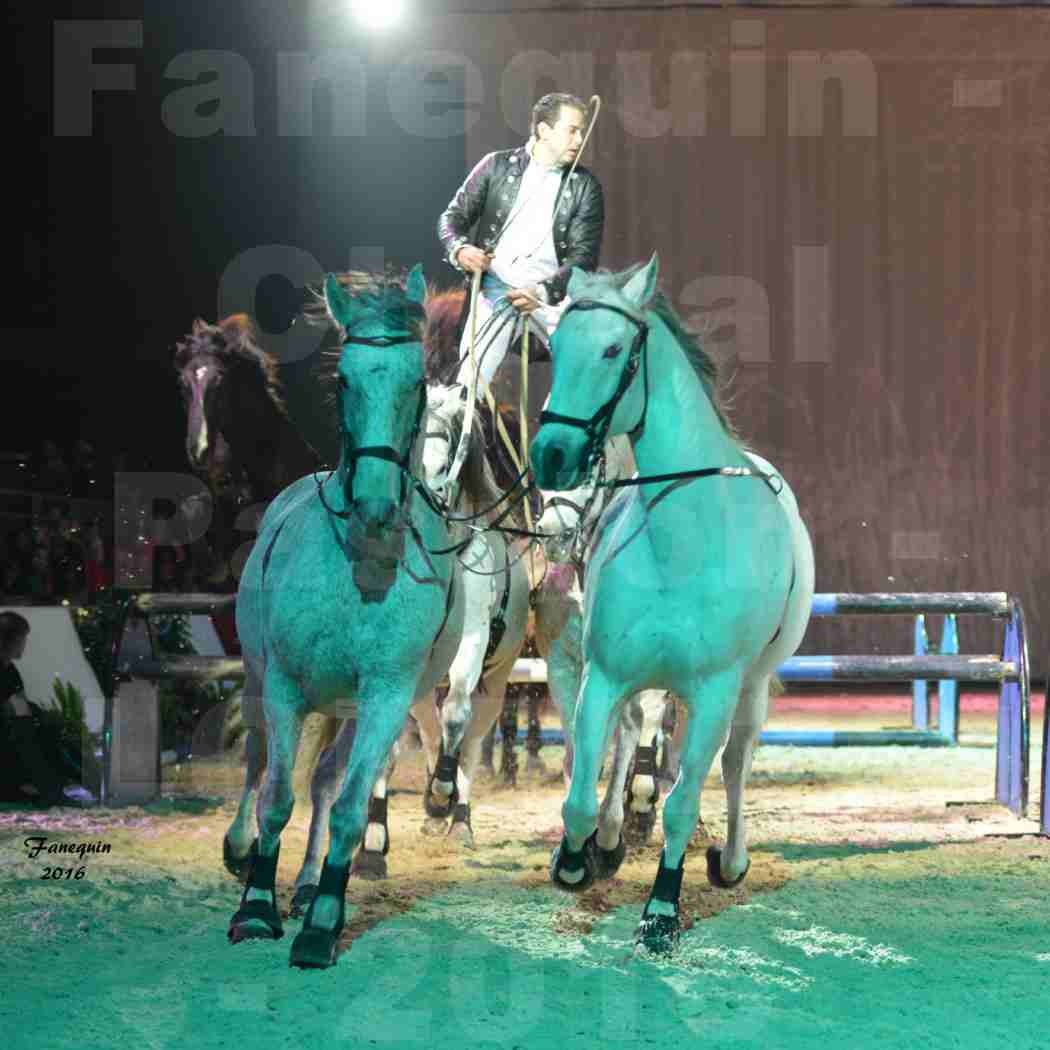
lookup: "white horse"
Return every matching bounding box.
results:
[534,436,679,851]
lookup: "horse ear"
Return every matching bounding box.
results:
[566,266,589,300]
[622,254,659,308]
[405,263,427,306]
[219,313,255,346]
[324,273,353,326]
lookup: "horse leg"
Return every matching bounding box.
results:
[351,739,399,881]
[710,674,770,887]
[637,669,741,955]
[228,671,305,943]
[479,724,496,777]
[499,693,519,786]
[428,603,487,817]
[624,690,668,846]
[289,688,411,969]
[289,717,353,917]
[593,695,644,877]
[223,663,266,880]
[524,690,546,774]
[550,665,629,893]
[411,697,449,835]
[448,657,514,849]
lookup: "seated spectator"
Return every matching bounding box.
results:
[0,611,74,806]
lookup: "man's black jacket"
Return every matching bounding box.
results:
[436,145,604,306]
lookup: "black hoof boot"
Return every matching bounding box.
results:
[593,833,627,879]
[289,884,316,919]
[289,859,351,969]
[636,853,685,956]
[424,753,459,819]
[550,831,599,893]
[705,846,750,889]
[223,834,256,881]
[228,842,284,943]
[352,795,391,879]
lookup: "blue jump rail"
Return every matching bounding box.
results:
[121,590,1041,834]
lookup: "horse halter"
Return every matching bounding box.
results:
[315,330,426,522]
[539,299,649,474]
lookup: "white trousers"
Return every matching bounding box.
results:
[454,290,567,398]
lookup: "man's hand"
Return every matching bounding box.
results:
[455,245,493,274]
[507,286,541,314]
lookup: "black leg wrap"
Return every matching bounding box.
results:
[425,752,459,818]
[636,853,686,956]
[633,744,657,778]
[289,859,352,969]
[367,795,390,856]
[228,842,284,943]
[549,830,598,893]
[451,802,472,829]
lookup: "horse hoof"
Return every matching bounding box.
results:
[289,885,317,919]
[351,849,388,881]
[593,834,627,879]
[635,912,680,956]
[289,926,340,969]
[421,816,448,837]
[228,900,284,944]
[705,846,750,889]
[549,832,598,893]
[623,809,656,847]
[223,835,256,882]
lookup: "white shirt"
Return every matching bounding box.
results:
[489,147,562,292]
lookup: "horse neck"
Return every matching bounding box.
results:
[629,315,744,486]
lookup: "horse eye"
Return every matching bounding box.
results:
[602,343,622,360]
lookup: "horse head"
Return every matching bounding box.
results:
[174,314,279,487]
[322,265,428,538]
[530,255,659,491]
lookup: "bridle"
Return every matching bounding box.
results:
[313,330,427,522]
[537,297,783,497]
[538,299,650,475]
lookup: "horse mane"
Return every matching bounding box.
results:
[429,386,521,528]
[423,287,467,383]
[305,269,428,406]
[173,314,289,415]
[579,264,742,444]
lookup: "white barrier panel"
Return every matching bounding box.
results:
[3,606,107,733]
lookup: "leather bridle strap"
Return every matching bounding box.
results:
[539,299,649,473]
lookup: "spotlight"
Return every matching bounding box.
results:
[349,0,405,31]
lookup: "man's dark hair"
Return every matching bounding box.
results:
[531,92,587,136]
[0,611,31,649]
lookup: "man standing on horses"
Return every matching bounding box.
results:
[436,92,605,398]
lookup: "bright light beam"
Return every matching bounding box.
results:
[349,0,406,31]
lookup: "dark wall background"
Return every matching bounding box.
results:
[12,3,1050,669]
[14,1,468,466]
[425,5,1050,668]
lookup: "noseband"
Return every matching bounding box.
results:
[315,330,426,522]
[538,300,649,473]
